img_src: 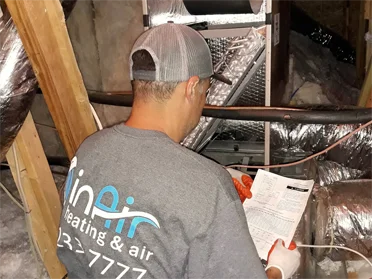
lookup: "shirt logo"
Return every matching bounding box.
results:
[64,156,160,239]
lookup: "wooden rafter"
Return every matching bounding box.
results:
[5,0,97,159]
[6,113,66,279]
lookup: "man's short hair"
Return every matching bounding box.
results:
[131,50,180,102]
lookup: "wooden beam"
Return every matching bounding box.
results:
[358,0,372,107]
[367,21,372,66]
[365,0,372,19]
[6,113,66,279]
[358,58,372,107]
[5,0,97,160]
[356,0,367,87]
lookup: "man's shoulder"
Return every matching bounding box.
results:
[179,146,226,178]
[173,145,238,202]
[75,127,238,203]
[75,126,120,152]
[81,126,115,144]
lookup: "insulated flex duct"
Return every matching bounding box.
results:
[211,121,371,178]
[183,0,263,15]
[292,198,313,278]
[0,1,76,161]
[270,123,372,176]
[314,180,372,261]
[0,9,37,161]
[316,161,365,187]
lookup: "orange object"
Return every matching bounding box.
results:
[242,175,253,186]
[225,168,254,203]
[267,240,297,260]
[232,177,253,202]
[288,241,297,250]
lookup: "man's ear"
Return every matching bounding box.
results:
[186,76,200,101]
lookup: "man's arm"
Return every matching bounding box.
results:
[187,200,267,279]
[186,198,294,279]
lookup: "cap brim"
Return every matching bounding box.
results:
[212,73,232,85]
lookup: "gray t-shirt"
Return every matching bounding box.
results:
[57,124,266,279]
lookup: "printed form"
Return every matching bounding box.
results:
[243,169,314,260]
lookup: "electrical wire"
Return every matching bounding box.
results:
[227,119,372,169]
[89,103,103,130]
[0,181,24,211]
[297,244,372,268]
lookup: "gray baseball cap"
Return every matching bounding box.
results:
[129,23,232,85]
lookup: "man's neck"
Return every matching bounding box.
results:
[125,102,183,142]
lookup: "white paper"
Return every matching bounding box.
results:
[243,169,314,260]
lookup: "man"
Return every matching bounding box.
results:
[57,23,300,279]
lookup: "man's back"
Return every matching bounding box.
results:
[57,124,265,279]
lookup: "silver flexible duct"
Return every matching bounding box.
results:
[0,10,37,160]
[0,1,77,161]
[270,123,372,182]
[313,180,372,261]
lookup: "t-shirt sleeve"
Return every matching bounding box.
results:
[187,200,267,279]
